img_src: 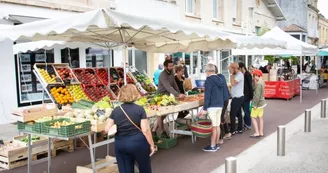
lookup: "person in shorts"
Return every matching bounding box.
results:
[200,64,225,152]
[250,70,266,138]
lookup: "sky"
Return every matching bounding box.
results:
[318,0,328,18]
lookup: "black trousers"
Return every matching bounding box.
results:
[220,100,229,137]
[115,133,152,173]
[230,96,244,133]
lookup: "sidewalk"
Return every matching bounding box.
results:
[212,98,328,173]
[247,118,328,173]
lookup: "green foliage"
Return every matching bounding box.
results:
[264,55,275,63]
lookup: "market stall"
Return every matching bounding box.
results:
[1,8,289,173]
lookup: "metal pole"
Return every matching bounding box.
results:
[321,99,327,118]
[27,134,31,173]
[305,109,311,132]
[48,138,51,173]
[225,157,237,173]
[277,125,286,156]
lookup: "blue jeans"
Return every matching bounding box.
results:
[243,99,252,127]
[115,132,152,173]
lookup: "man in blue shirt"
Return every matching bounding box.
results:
[153,64,163,86]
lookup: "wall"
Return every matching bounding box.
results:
[278,0,308,29]
[0,39,16,124]
[319,16,328,46]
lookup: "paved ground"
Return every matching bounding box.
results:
[1,88,328,173]
[246,118,328,173]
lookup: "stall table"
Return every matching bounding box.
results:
[264,79,300,100]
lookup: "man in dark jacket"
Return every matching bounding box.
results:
[201,64,224,152]
[238,62,253,129]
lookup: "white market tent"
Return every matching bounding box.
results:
[232,26,319,103]
[0,9,286,53]
[232,26,318,56]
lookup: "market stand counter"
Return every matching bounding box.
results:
[264,79,300,100]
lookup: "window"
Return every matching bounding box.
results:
[61,48,80,68]
[185,0,195,14]
[213,0,219,19]
[255,26,261,36]
[232,0,237,23]
[86,48,112,68]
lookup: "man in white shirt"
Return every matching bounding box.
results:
[226,63,245,137]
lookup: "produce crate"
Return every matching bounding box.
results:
[0,140,28,170]
[96,84,117,100]
[53,63,80,84]
[96,68,109,86]
[85,68,103,85]
[73,69,91,85]
[82,85,102,102]
[13,135,51,155]
[33,63,64,85]
[40,118,91,137]
[47,84,74,106]
[76,156,118,173]
[51,139,74,156]
[110,84,120,97]
[17,121,41,133]
[116,67,135,84]
[66,84,90,102]
[155,138,177,149]
[11,104,57,122]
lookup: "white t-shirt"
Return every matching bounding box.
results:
[231,72,244,98]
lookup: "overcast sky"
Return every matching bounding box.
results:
[318,0,328,18]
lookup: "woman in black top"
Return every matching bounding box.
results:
[175,65,189,118]
[105,84,155,173]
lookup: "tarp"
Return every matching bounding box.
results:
[318,48,328,56]
[0,9,286,53]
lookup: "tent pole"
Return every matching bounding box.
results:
[300,55,302,103]
[120,29,127,85]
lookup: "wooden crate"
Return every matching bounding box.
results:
[157,106,175,116]
[76,133,106,148]
[11,104,58,122]
[0,140,28,170]
[13,135,51,155]
[76,156,118,173]
[51,139,74,156]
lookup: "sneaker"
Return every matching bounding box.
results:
[203,145,218,152]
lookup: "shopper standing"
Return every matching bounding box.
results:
[200,64,224,152]
[228,63,244,136]
[153,64,163,87]
[238,62,253,130]
[213,65,231,142]
[250,70,266,138]
[105,84,155,173]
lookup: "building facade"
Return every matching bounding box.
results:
[319,14,328,48]
[277,0,319,45]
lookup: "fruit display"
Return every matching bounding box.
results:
[85,69,102,85]
[97,85,116,100]
[83,85,102,101]
[110,68,119,81]
[148,94,178,106]
[55,67,79,84]
[49,85,74,105]
[96,68,109,85]
[132,70,156,93]
[178,95,204,102]
[110,84,120,96]
[187,87,205,95]
[116,68,135,84]
[37,65,62,84]
[50,120,78,128]
[73,69,90,85]
[67,84,89,101]
[35,116,53,123]
[71,100,95,109]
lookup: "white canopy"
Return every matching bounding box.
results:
[232,26,318,56]
[13,40,118,54]
[0,9,285,53]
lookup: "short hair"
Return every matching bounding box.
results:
[175,65,184,72]
[238,62,247,71]
[118,84,141,103]
[214,65,218,74]
[205,64,216,73]
[164,59,173,67]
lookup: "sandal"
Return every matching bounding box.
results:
[223,134,232,140]
[232,131,238,135]
[250,134,261,138]
[260,134,265,137]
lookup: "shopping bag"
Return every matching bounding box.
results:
[184,78,192,91]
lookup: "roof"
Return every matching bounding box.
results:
[283,24,307,33]
[262,0,286,21]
